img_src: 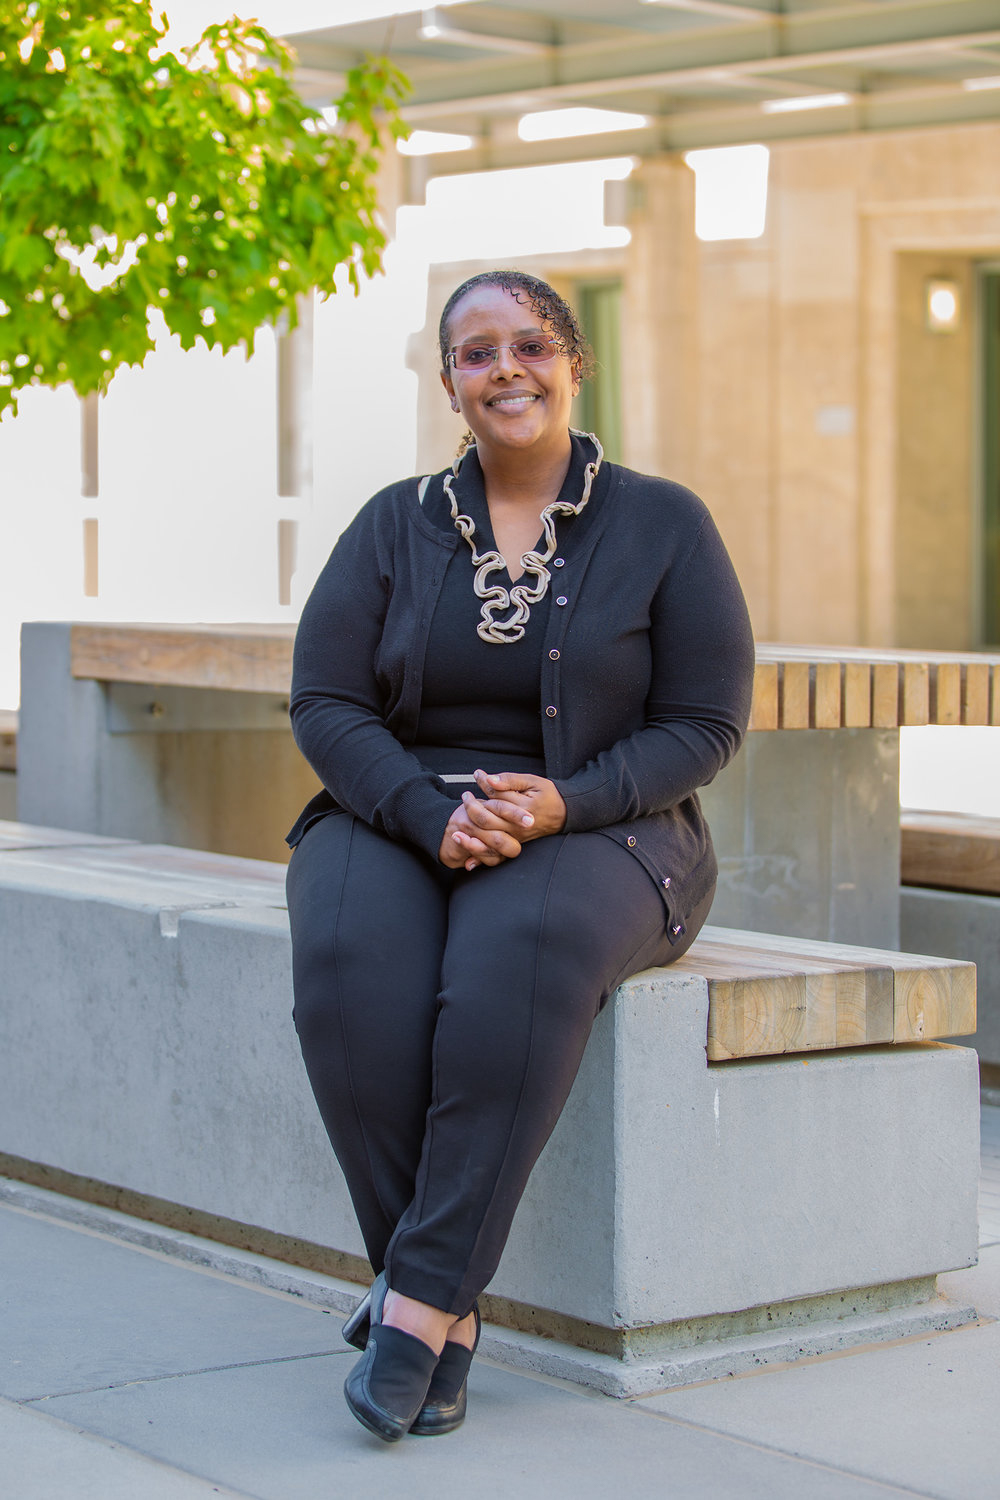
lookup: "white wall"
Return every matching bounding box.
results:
[0,153,631,711]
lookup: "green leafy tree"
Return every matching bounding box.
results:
[0,0,408,417]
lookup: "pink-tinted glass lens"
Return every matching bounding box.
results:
[452,336,559,371]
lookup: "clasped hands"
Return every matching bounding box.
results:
[438,770,567,872]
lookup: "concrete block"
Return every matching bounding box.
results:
[900,884,1000,1070]
[0,839,981,1395]
[17,622,316,862]
[701,728,901,947]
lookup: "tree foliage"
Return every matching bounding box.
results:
[0,0,408,417]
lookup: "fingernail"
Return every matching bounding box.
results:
[522,814,533,825]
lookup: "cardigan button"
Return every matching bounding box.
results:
[549,648,560,661]
[556,596,568,607]
[545,705,557,718]
[627,836,636,848]
[553,557,565,567]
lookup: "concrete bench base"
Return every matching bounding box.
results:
[901,884,1000,1083]
[0,1175,975,1399]
[0,825,981,1395]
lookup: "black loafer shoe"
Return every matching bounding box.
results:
[341,1286,372,1351]
[343,1273,440,1443]
[410,1303,481,1437]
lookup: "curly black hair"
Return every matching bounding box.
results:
[438,270,595,380]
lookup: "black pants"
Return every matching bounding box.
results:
[286,812,712,1318]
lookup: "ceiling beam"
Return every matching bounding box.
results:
[395,28,1000,120]
[405,78,1000,176]
[640,0,779,19]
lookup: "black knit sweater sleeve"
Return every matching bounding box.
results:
[551,503,755,829]
[288,491,457,861]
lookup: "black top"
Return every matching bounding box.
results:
[413,440,604,774]
[288,435,755,939]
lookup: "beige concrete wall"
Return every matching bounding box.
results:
[623,122,1000,647]
[895,252,976,648]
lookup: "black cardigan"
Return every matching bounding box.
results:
[288,452,755,942]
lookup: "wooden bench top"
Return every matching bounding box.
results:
[901,809,1000,898]
[59,624,1000,732]
[678,925,975,1061]
[0,824,976,1063]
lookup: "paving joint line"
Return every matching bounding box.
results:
[628,1402,955,1499]
[17,1347,350,1406]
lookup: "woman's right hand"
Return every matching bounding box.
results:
[438,798,528,871]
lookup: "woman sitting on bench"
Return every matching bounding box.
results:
[285,270,754,1441]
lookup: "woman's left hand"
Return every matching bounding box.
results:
[470,770,567,842]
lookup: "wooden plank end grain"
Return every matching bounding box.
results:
[901,661,930,726]
[963,662,990,725]
[706,972,808,1060]
[843,661,872,728]
[827,967,869,1048]
[863,968,894,1045]
[814,661,843,730]
[780,661,810,730]
[872,662,900,727]
[749,662,779,732]
[893,960,976,1042]
[805,969,849,1049]
[931,662,962,726]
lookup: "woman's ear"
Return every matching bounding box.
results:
[571,356,582,398]
[440,368,460,413]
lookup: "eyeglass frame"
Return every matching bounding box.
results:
[445,335,564,372]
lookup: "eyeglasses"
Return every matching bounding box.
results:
[446,336,561,372]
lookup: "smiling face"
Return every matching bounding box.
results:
[440,285,581,464]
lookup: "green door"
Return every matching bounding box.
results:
[575,280,623,464]
[984,270,1000,645]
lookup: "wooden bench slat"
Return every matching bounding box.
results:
[843,661,871,727]
[683,926,975,1060]
[63,626,1000,731]
[748,661,778,731]
[964,662,990,725]
[70,624,296,695]
[901,810,1000,897]
[0,709,16,774]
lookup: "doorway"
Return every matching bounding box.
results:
[982,267,1000,646]
[574,279,623,463]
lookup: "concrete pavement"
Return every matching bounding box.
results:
[2,1104,998,1500]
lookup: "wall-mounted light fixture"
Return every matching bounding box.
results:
[925,277,961,333]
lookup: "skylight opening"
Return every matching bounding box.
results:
[517,108,649,143]
[761,92,852,114]
[684,144,769,242]
[399,130,475,156]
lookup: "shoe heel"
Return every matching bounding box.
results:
[341,1287,372,1351]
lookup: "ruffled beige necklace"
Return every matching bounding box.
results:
[442,429,604,645]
